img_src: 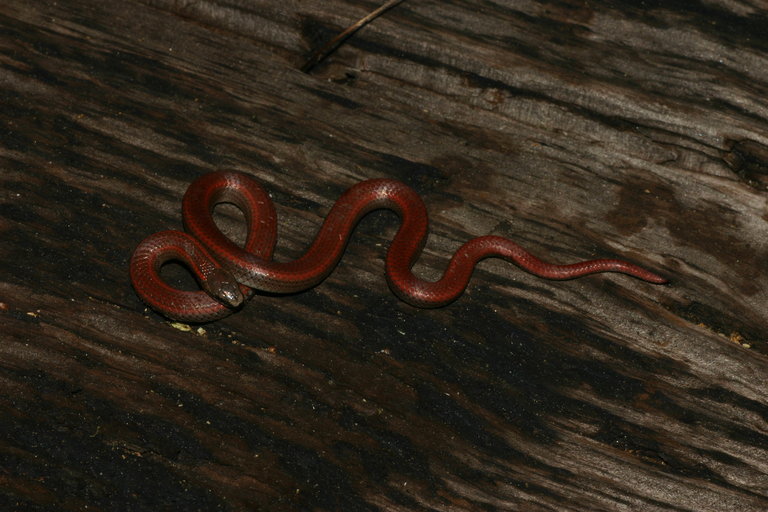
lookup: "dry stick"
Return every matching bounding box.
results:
[301,0,406,73]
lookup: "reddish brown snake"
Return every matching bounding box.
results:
[129,171,667,322]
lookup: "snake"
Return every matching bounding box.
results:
[129,171,667,322]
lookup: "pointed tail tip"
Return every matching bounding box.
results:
[646,273,669,285]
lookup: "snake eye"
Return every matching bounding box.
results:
[202,269,244,308]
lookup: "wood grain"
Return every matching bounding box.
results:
[1,0,767,510]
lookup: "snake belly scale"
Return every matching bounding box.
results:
[129,171,667,322]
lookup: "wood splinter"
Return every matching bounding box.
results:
[302,0,406,73]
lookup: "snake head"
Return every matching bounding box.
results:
[202,268,244,308]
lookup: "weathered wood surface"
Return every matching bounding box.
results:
[1,0,767,510]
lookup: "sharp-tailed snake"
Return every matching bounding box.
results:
[129,171,667,322]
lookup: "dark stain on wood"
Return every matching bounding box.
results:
[725,139,768,191]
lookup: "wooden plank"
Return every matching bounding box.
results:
[1,0,766,510]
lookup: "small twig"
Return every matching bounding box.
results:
[301,0,406,73]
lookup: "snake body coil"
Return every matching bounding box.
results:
[130,171,667,322]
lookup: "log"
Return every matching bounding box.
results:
[1,0,766,510]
